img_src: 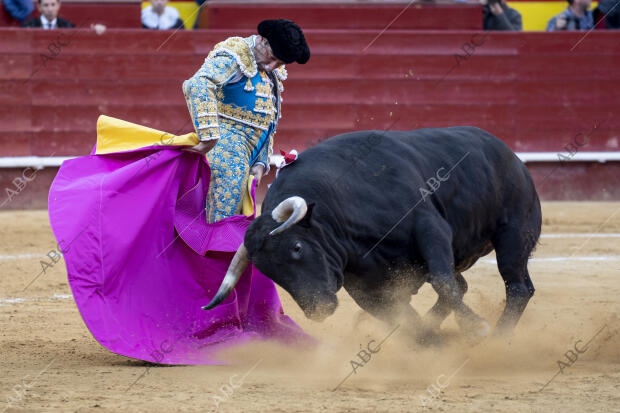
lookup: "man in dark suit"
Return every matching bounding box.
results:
[21,0,74,28]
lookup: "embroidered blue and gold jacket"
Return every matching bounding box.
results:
[182,35,286,172]
[182,35,287,222]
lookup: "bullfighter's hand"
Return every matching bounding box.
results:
[183,139,218,156]
[249,164,266,185]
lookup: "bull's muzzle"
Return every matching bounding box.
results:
[301,294,338,322]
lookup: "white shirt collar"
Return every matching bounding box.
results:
[40,15,57,29]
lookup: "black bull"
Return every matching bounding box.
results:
[203,126,542,342]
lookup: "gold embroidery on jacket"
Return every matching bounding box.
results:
[218,102,272,131]
[207,37,258,79]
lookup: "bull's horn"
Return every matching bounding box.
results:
[269,196,308,236]
[201,244,249,310]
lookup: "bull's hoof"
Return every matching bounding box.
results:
[473,320,491,338]
[457,315,490,344]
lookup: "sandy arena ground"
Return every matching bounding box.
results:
[1,202,619,412]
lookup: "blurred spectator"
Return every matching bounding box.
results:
[21,0,73,28]
[142,0,184,30]
[482,0,522,31]
[594,0,620,28]
[547,0,594,30]
[2,0,34,23]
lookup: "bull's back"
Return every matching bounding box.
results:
[387,127,539,265]
[314,125,532,211]
[269,126,539,265]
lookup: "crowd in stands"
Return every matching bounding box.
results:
[547,0,594,30]
[482,0,619,30]
[2,0,619,31]
[3,0,105,32]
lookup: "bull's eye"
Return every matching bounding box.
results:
[291,241,303,259]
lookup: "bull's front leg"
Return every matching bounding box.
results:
[415,219,490,342]
[423,272,468,330]
[344,276,441,346]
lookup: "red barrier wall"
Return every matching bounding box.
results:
[0,28,619,207]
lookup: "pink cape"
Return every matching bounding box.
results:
[48,144,311,365]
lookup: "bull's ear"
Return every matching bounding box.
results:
[299,202,315,228]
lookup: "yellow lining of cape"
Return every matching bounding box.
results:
[95,115,199,154]
[95,114,255,217]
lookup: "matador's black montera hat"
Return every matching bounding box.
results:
[257,19,310,64]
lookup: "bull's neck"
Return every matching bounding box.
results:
[316,208,355,274]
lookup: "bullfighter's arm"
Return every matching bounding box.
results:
[186,53,240,142]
